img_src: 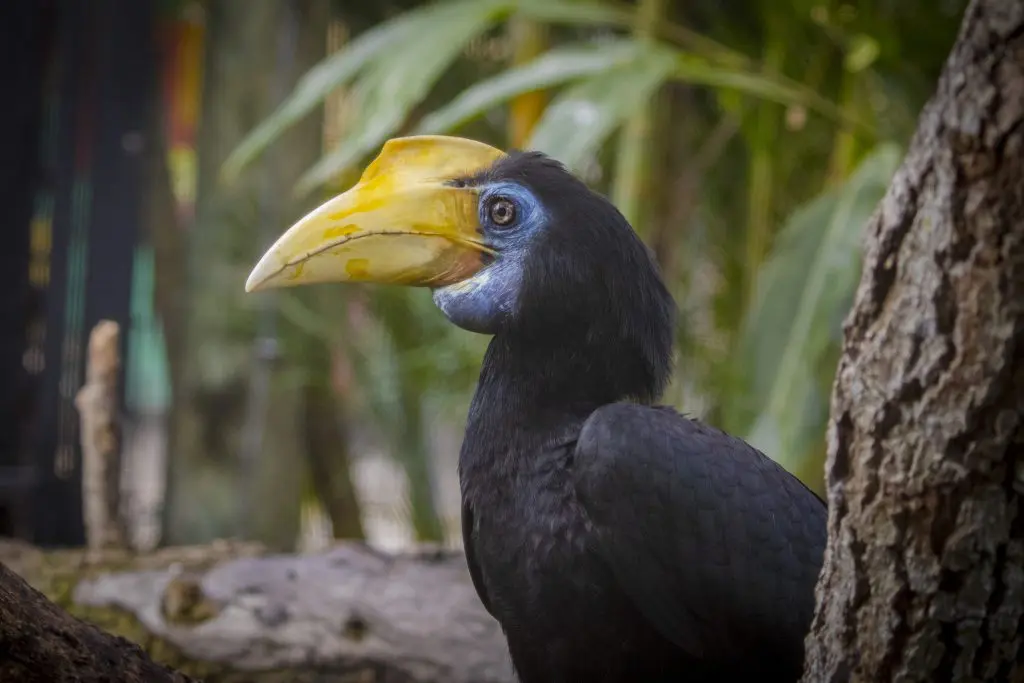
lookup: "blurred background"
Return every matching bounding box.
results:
[0,0,964,555]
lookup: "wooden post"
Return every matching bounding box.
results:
[74,320,126,551]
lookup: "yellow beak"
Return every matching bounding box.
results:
[245,135,506,293]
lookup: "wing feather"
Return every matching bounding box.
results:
[572,402,826,670]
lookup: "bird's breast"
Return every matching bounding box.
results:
[465,450,639,675]
[461,441,696,682]
[466,446,597,614]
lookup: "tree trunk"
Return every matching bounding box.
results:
[802,2,1024,681]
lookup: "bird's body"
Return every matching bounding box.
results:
[247,136,828,683]
[460,332,825,683]
[465,438,689,683]
[459,337,681,683]
[462,412,691,681]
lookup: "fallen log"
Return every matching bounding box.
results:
[0,539,513,683]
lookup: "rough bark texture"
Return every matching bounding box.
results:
[1,540,512,683]
[0,559,197,683]
[75,320,128,551]
[802,1,1024,681]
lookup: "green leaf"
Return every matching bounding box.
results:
[673,55,851,125]
[221,3,447,182]
[514,0,747,69]
[294,0,506,195]
[734,144,901,472]
[511,0,631,26]
[845,34,881,73]
[527,45,675,172]
[416,40,640,134]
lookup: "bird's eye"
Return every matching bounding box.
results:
[488,197,516,227]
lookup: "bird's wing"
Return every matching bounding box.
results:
[461,501,494,617]
[572,402,826,664]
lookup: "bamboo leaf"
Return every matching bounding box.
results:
[221,3,449,182]
[416,40,640,135]
[527,46,675,172]
[673,55,853,125]
[513,0,746,69]
[511,0,631,26]
[506,18,550,148]
[736,144,901,472]
[294,0,507,195]
[611,0,666,232]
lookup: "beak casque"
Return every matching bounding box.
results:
[245,135,505,293]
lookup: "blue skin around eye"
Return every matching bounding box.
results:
[433,182,548,334]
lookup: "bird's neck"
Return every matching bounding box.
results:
[462,330,661,464]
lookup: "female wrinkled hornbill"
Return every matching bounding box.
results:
[246,136,827,683]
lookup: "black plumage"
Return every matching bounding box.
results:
[456,152,827,683]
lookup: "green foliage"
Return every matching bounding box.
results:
[844,34,881,73]
[221,1,463,182]
[226,0,852,193]
[724,144,901,484]
[416,40,641,135]
[221,0,965,491]
[529,44,676,173]
[294,0,505,195]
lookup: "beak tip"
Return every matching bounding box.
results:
[245,255,278,293]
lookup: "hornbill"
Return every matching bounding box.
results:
[246,136,827,683]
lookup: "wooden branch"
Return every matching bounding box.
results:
[75,319,127,551]
[3,540,514,683]
[0,560,197,683]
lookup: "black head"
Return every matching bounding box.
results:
[433,151,676,404]
[245,135,676,408]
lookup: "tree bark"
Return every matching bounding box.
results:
[0,560,197,683]
[802,1,1024,682]
[1,540,511,683]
